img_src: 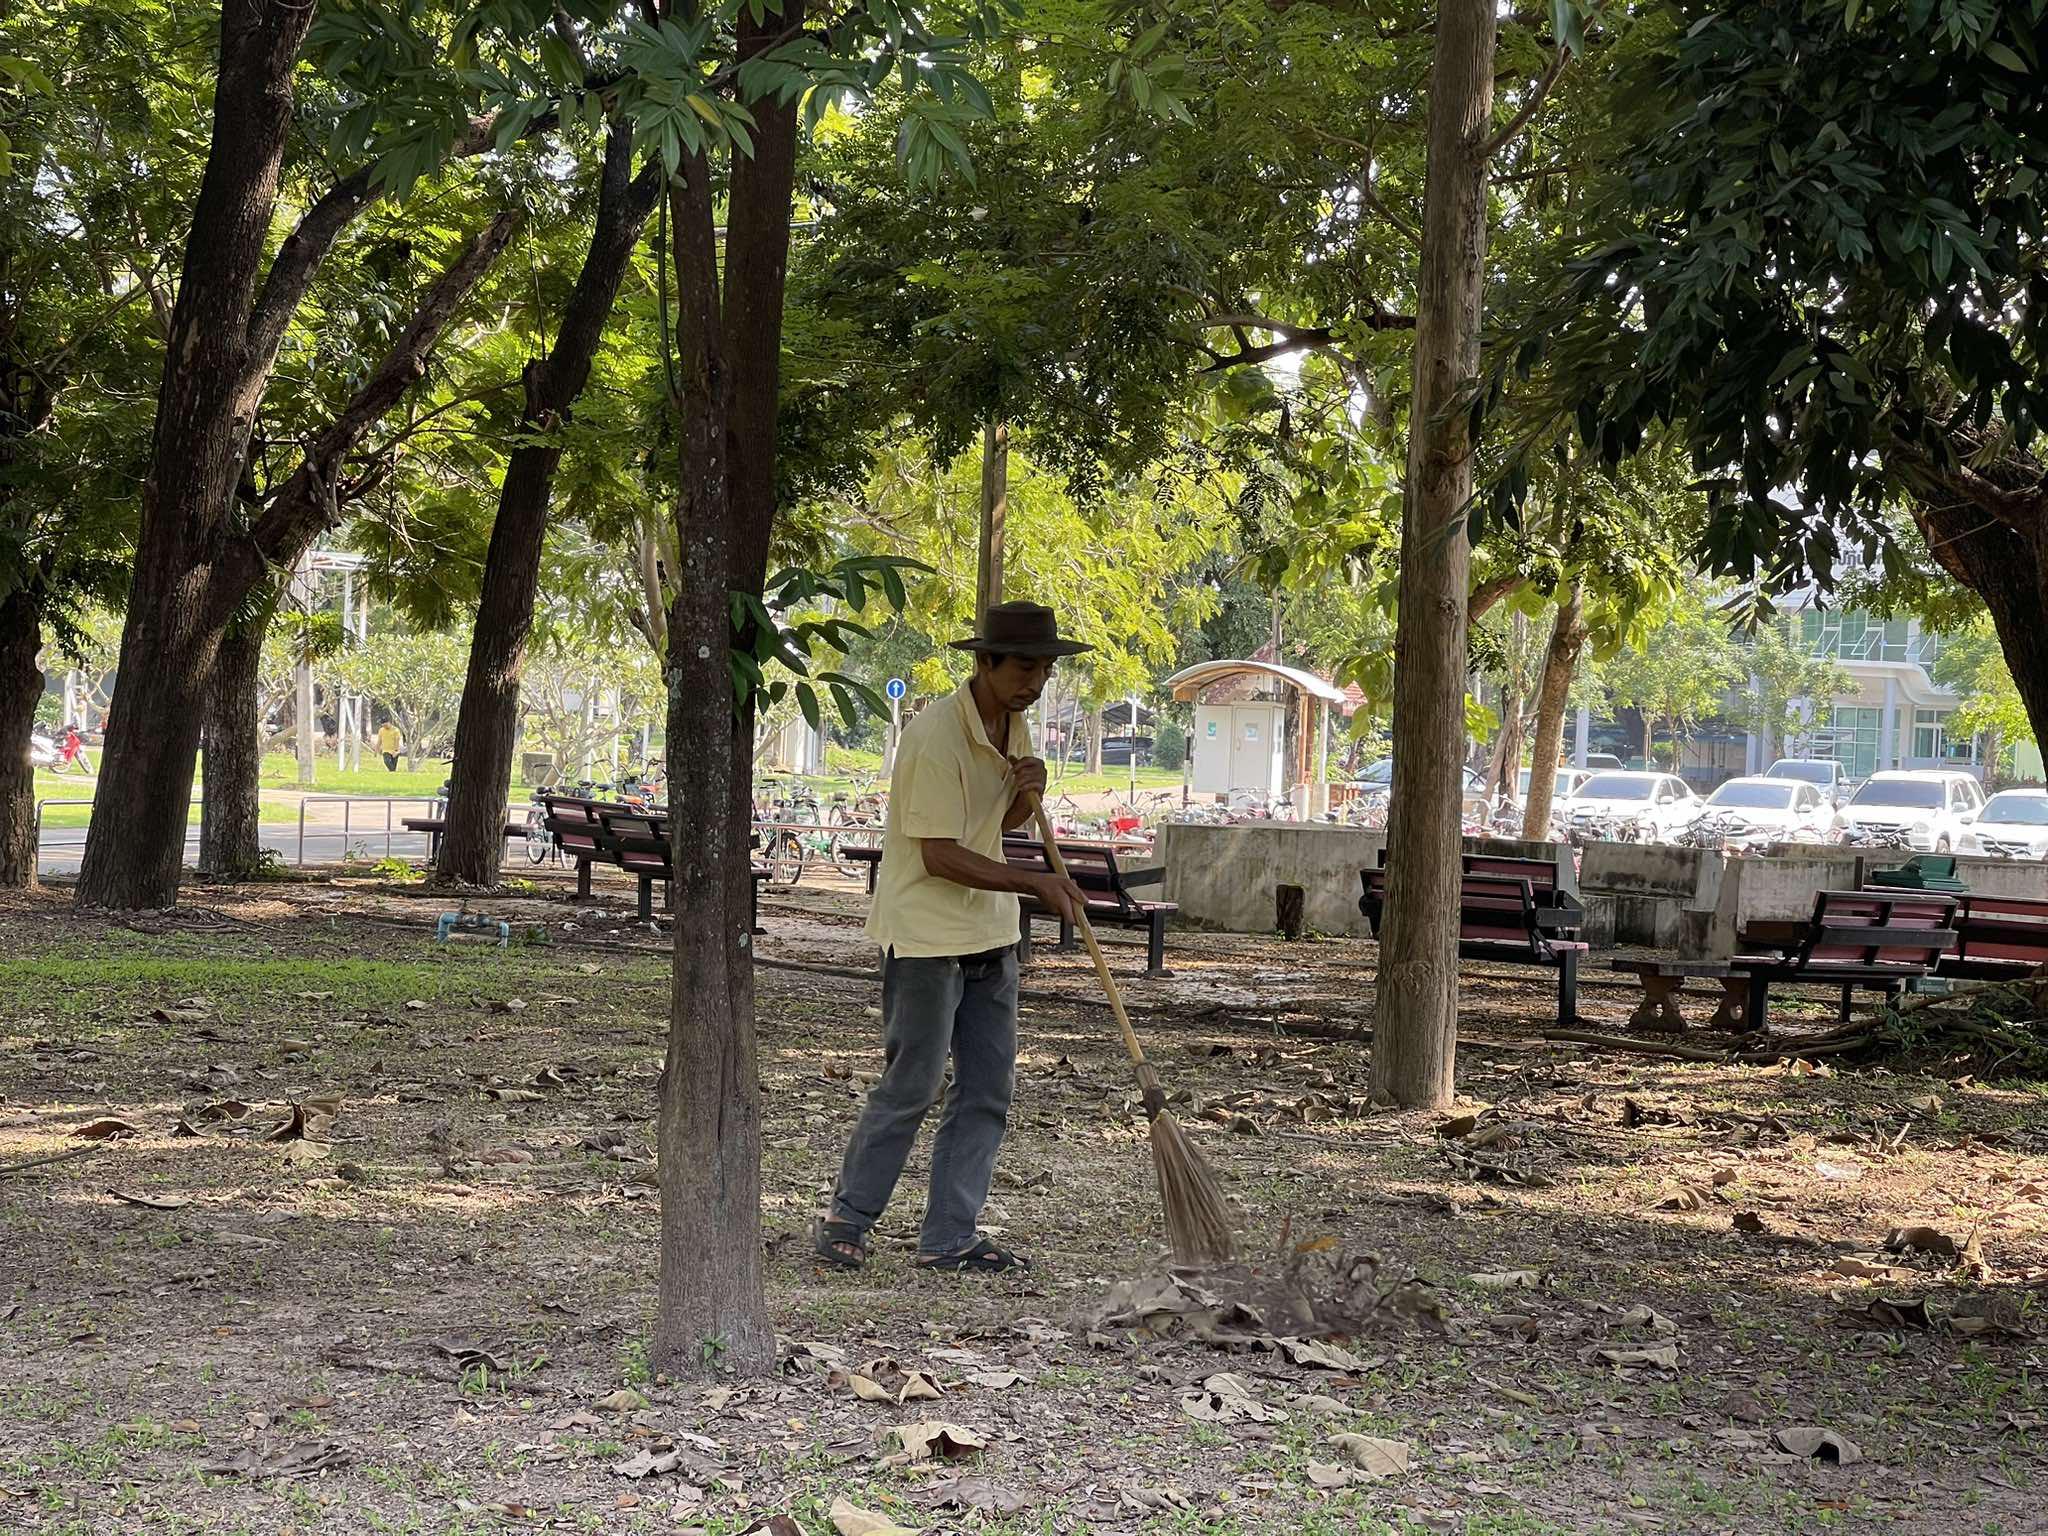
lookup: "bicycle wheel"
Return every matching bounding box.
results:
[832,823,880,878]
[768,831,804,887]
[525,808,549,864]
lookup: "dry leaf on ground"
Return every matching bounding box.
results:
[1598,1342,1680,1370]
[1329,1433,1409,1478]
[828,1496,920,1536]
[884,1422,985,1466]
[895,1369,941,1404]
[70,1117,140,1140]
[1468,1270,1540,1291]
[1305,1460,1352,1488]
[965,1370,1023,1389]
[267,1093,341,1143]
[1617,1304,1678,1335]
[110,1189,188,1210]
[923,1476,1029,1515]
[595,1388,650,1412]
[1180,1372,1283,1424]
[1273,1336,1374,1371]
[1773,1426,1863,1465]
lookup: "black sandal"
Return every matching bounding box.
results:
[814,1219,868,1270]
[915,1236,1031,1273]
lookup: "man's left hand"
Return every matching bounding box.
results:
[1009,756,1050,803]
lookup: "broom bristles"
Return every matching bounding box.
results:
[1148,1109,1237,1267]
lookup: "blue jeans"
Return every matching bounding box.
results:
[829,946,1018,1254]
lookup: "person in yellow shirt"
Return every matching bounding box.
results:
[375,720,402,772]
[818,603,1088,1274]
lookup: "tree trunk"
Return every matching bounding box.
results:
[653,8,798,1378]
[199,615,267,879]
[73,0,315,909]
[976,418,1008,627]
[1521,584,1585,841]
[1371,0,1497,1110]
[1087,704,1104,774]
[1914,493,2048,763]
[0,590,43,889]
[437,126,660,885]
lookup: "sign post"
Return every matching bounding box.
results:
[883,677,907,775]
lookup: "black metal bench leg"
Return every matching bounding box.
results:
[1145,911,1169,978]
[1016,908,1032,970]
[576,858,591,899]
[751,877,764,936]
[638,875,653,921]
[1747,973,1772,1034]
[1557,948,1580,1025]
[1054,914,1078,953]
[1838,984,1855,1024]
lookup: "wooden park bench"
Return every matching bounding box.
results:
[543,797,766,931]
[1730,889,1957,1029]
[1002,835,1175,977]
[1935,892,2048,982]
[844,838,1176,976]
[401,812,527,862]
[1359,852,1589,1026]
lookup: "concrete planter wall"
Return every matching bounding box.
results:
[1154,823,2048,951]
[1156,823,1575,938]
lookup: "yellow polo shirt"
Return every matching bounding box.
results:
[864,683,1031,958]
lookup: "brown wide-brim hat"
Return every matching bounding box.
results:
[948,601,1094,658]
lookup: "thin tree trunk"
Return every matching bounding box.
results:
[1087,704,1104,774]
[653,8,798,1379]
[976,419,1008,627]
[199,615,266,879]
[1372,0,1497,1110]
[1521,584,1584,841]
[437,127,660,884]
[0,590,43,888]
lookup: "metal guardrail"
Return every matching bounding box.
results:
[292,795,528,866]
[33,796,201,871]
[294,795,442,866]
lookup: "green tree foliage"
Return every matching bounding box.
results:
[329,631,469,770]
[1728,620,1855,760]
[1523,0,2048,739]
[1598,592,1744,768]
[1934,620,2034,759]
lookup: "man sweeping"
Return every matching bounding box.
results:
[818,602,1091,1274]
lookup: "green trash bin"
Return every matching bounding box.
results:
[1865,853,1968,893]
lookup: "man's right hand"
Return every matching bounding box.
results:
[1032,872,1089,925]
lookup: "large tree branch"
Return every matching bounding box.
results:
[244,105,561,380]
[1477,46,1568,162]
[1196,309,1415,373]
[1467,571,1524,624]
[222,204,527,601]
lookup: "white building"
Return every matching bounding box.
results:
[1749,598,1978,780]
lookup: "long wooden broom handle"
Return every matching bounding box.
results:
[1025,794,1161,1102]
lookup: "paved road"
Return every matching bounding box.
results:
[34,825,440,875]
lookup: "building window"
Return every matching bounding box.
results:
[1822,706,1881,779]
[1881,619,1909,661]
[1912,707,1949,761]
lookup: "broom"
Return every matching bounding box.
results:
[1027,795,1236,1267]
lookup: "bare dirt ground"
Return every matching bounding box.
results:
[1,866,2044,1536]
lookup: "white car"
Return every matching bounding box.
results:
[1764,757,1852,810]
[1687,775,1835,848]
[1566,771,1700,842]
[1834,770,1986,852]
[1960,787,2048,859]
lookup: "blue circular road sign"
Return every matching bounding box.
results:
[885,677,907,701]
